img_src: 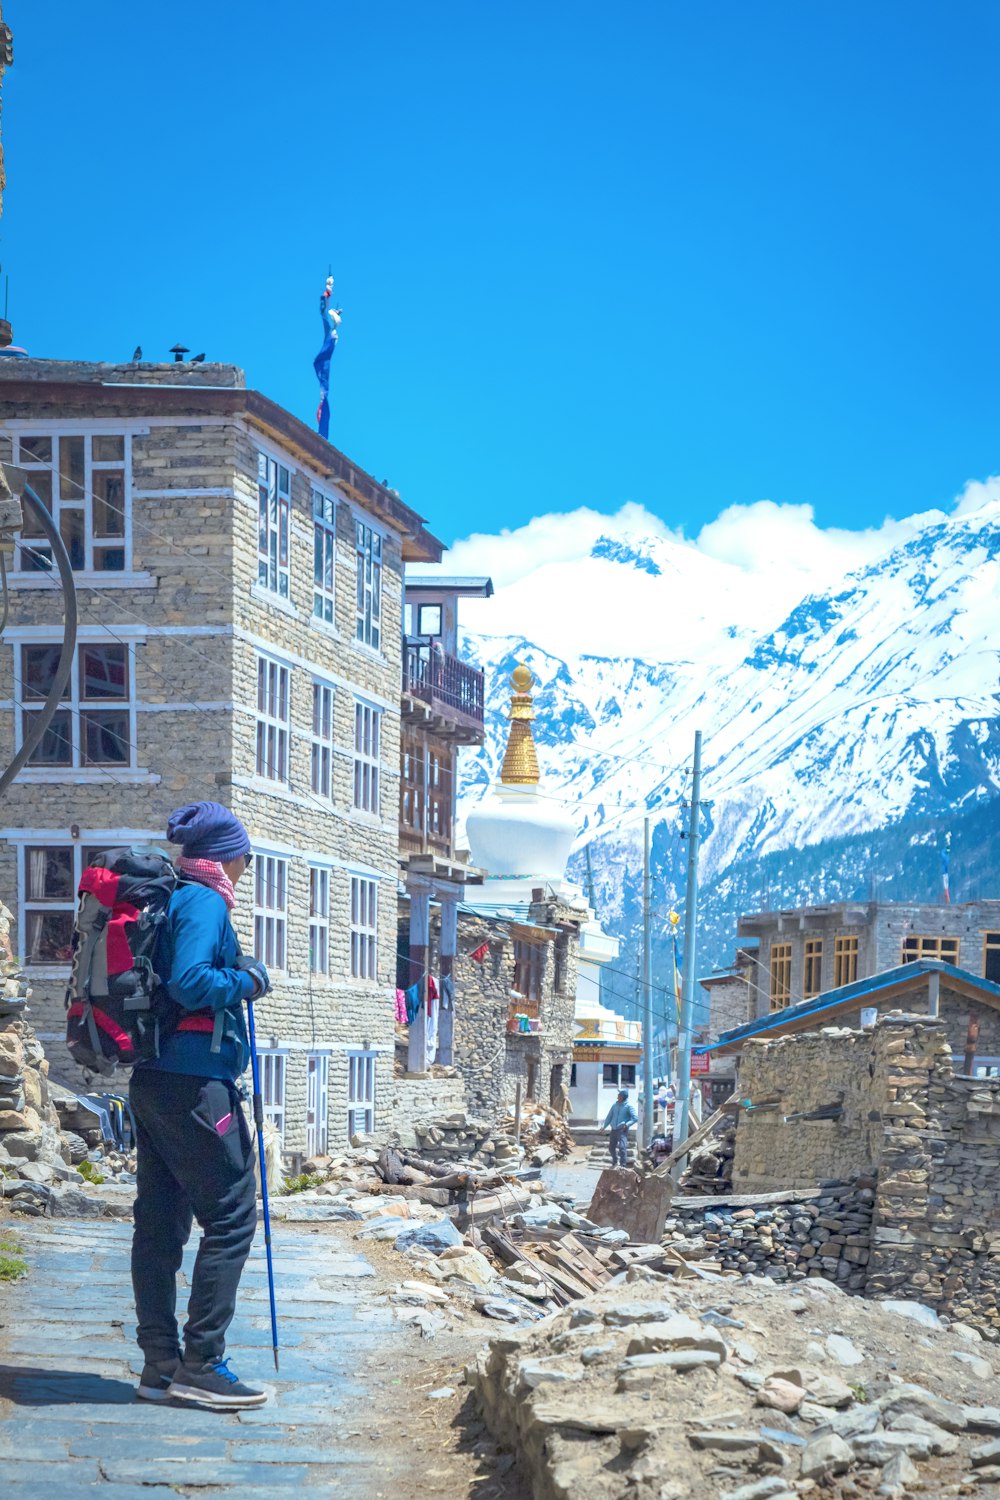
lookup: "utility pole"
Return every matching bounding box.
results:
[674,730,702,1161]
[641,814,653,1148]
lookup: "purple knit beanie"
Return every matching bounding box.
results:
[166,801,252,863]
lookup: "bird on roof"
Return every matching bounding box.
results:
[131,345,142,362]
[191,353,206,364]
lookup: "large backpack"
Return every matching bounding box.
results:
[65,846,180,1074]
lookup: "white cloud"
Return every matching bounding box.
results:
[419,476,993,661]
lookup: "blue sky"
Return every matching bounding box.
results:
[3,1,998,548]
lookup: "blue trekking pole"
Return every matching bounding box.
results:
[246,997,279,1371]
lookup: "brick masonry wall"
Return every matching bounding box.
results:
[0,391,406,1153]
[732,1027,882,1192]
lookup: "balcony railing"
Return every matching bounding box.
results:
[403,642,484,731]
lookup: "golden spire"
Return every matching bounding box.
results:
[500,664,540,785]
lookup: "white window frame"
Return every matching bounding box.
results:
[353,700,381,814]
[253,853,288,971]
[258,1050,287,1141]
[256,450,291,600]
[255,654,291,783]
[347,1050,376,1137]
[310,680,335,798]
[18,839,116,971]
[312,487,337,624]
[308,864,331,975]
[354,516,383,651]
[10,430,133,574]
[350,875,378,981]
[306,1052,330,1157]
[16,638,137,771]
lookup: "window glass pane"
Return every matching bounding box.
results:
[26,910,75,963]
[21,471,52,537]
[80,643,128,700]
[26,711,73,765]
[26,846,74,899]
[60,508,85,570]
[94,546,126,572]
[82,711,130,765]
[418,605,442,636]
[92,472,126,536]
[59,435,85,499]
[21,435,52,464]
[22,645,63,701]
[93,435,125,461]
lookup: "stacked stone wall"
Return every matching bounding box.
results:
[667,1179,875,1288]
[732,1027,881,1191]
[384,1073,467,1148]
[867,1014,1000,1337]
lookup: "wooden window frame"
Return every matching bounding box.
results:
[353,700,381,814]
[834,934,859,989]
[984,932,1000,985]
[310,681,334,798]
[253,853,288,971]
[258,1050,287,1140]
[347,1050,376,1136]
[17,638,136,771]
[350,875,378,981]
[803,938,823,1000]
[308,864,330,975]
[354,517,383,651]
[256,450,291,600]
[311,487,337,623]
[513,938,545,1003]
[255,655,291,783]
[769,942,792,1011]
[13,430,131,574]
[902,934,960,966]
[306,1052,330,1157]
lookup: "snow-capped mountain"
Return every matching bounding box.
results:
[455,498,1000,1020]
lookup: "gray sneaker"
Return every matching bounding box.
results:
[137,1356,179,1403]
[168,1358,267,1409]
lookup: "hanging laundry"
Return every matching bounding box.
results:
[427,974,439,1001]
[394,988,408,1025]
[440,973,454,1011]
[404,982,422,1025]
[426,991,438,1063]
[470,942,489,963]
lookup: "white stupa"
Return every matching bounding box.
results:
[466,664,582,909]
[465,665,634,1124]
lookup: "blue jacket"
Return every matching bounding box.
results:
[139,882,253,1082]
[604,1099,639,1130]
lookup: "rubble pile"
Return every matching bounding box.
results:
[412,1111,500,1163]
[500,1100,575,1159]
[678,1120,736,1194]
[663,1179,875,1289]
[471,1266,1000,1500]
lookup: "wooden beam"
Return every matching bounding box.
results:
[652,1093,737,1179]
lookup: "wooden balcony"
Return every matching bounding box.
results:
[402,643,485,742]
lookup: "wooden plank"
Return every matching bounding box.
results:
[652,1094,737,1178]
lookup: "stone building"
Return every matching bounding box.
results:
[704,955,1000,1075]
[709,995,1000,1335]
[737,899,1000,1019]
[697,948,754,1108]
[397,573,491,1077]
[0,356,444,1154]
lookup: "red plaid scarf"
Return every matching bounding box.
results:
[177,857,237,911]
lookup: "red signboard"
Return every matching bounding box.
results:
[690,1052,711,1075]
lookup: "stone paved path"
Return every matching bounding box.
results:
[0,1217,419,1496]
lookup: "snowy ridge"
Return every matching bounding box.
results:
[457,498,1000,970]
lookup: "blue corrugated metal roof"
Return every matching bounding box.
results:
[693,959,1000,1055]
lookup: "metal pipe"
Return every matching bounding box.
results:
[0,482,78,798]
[641,815,653,1147]
[674,730,703,1161]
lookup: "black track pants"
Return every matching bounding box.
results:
[129,1068,257,1365]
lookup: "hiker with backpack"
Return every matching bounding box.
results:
[127,802,270,1409]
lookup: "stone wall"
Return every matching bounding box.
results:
[666,1179,875,1289]
[867,1014,1000,1337]
[385,1072,467,1148]
[449,901,580,1123]
[0,901,65,1168]
[732,1027,882,1192]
